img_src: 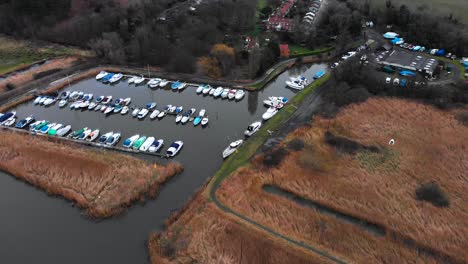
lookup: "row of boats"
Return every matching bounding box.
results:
[0,112,183,157]
[285,70,326,90]
[222,96,288,159]
[96,71,189,91]
[195,85,245,101]
[33,91,211,126]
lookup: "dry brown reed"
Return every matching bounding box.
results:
[215,98,467,263]
[0,131,183,218]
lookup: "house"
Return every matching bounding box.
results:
[279,44,290,58]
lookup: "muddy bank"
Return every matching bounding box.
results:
[0,131,183,218]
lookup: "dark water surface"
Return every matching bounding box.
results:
[0,63,326,263]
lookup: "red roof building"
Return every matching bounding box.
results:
[279,44,290,58]
[266,0,297,32]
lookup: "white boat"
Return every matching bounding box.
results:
[175,106,183,114]
[43,97,56,106]
[244,121,262,137]
[169,106,177,113]
[96,95,104,103]
[134,75,146,85]
[102,96,113,104]
[201,117,209,126]
[83,93,93,101]
[123,97,131,106]
[106,132,121,146]
[59,99,68,108]
[34,96,43,104]
[157,111,166,119]
[196,85,204,94]
[209,88,215,96]
[29,120,43,131]
[235,90,245,100]
[121,106,129,115]
[137,108,149,119]
[16,116,35,129]
[56,125,71,137]
[159,79,169,87]
[87,129,100,142]
[69,91,79,100]
[94,104,103,112]
[178,83,187,90]
[146,102,157,110]
[199,109,206,117]
[150,110,160,119]
[166,141,184,157]
[96,71,108,80]
[202,85,212,95]
[222,140,244,159]
[104,106,114,114]
[139,137,155,152]
[98,131,114,144]
[175,114,183,123]
[213,87,223,98]
[100,105,107,113]
[88,102,97,110]
[80,101,90,109]
[286,76,308,90]
[2,117,16,127]
[49,123,63,132]
[109,73,123,83]
[228,89,236,100]
[39,97,47,105]
[127,76,137,84]
[148,139,164,153]
[123,134,140,148]
[78,129,92,140]
[181,113,190,124]
[132,108,140,117]
[262,107,278,120]
[221,88,229,99]
[60,91,70,100]
[148,78,161,88]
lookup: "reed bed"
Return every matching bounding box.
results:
[0,131,183,218]
[215,98,467,263]
[0,57,80,92]
[148,194,331,264]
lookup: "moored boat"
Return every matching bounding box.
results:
[137,108,149,119]
[244,121,262,137]
[96,71,108,80]
[56,125,71,137]
[148,139,164,153]
[106,132,121,146]
[150,110,160,119]
[213,87,224,97]
[132,136,147,150]
[166,141,183,157]
[99,131,114,144]
[222,140,244,159]
[139,137,155,152]
[235,90,245,101]
[262,107,278,120]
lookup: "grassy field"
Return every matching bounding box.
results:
[0,35,90,76]
[215,98,467,263]
[369,0,468,23]
[289,46,334,58]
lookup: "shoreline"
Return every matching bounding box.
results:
[0,131,184,218]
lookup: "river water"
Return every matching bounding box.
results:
[0,63,326,263]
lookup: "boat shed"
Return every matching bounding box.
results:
[377,49,439,76]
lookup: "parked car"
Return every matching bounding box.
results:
[330,62,339,69]
[393,78,400,85]
[386,77,392,84]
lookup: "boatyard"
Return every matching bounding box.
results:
[0,62,327,263]
[3,64,327,160]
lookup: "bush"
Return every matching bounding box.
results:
[263,147,289,167]
[33,68,61,79]
[287,138,305,151]
[415,182,450,207]
[325,132,362,154]
[456,112,468,126]
[6,83,15,91]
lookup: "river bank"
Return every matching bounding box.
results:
[0,131,183,218]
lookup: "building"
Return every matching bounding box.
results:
[279,44,290,58]
[266,0,297,32]
[377,49,439,76]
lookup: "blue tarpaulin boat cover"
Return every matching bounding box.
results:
[400,70,416,76]
[436,49,446,56]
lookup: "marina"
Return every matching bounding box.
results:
[0,62,327,264]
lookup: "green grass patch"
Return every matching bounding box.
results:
[356,148,400,173]
[208,73,331,198]
[290,46,334,58]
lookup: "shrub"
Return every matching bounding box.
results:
[456,112,468,126]
[415,182,450,207]
[263,147,289,167]
[33,68,61,79]
[287,138,305,151]
[6,83,15,91]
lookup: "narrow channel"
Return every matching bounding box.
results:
[0,63,326,263]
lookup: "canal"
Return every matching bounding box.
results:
[0,63,326,263]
